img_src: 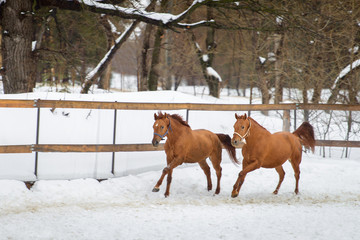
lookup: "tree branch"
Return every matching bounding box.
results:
[80,0,157,93]
[39,0,258,30]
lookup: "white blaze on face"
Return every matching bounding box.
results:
[155,123,159,127]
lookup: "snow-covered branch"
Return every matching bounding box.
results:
[206,67,222,82]
[332,59,360,90]
[40,0,246,30]
[77,0,204,26]
[81,21,138,93]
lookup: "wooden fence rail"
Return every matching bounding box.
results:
[1,140,360,154]
[1,99,360,111]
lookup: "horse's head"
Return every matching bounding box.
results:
[232,113,251,147]
[152,112,171,147]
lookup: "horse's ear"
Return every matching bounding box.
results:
[244,113,247,119]
[154,113,158,120]
[235,113,239,119]
[164,113,168,118]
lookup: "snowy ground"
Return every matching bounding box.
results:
[1,155,359,240]
[0,82,359,239]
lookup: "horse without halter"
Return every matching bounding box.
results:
[152,111,238,197]
[231,113,315,198]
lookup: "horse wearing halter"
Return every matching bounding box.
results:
[233,118,251,143]
[153,117,172,140]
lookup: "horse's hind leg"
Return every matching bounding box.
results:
[273,166,285,194]
[290,158,301,194]
[209,153,222,194]
[198,160,212,191]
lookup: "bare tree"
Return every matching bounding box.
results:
[1,0,35,93]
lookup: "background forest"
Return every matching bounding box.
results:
[0,0,360,104]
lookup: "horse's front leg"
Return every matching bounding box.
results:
[164,168,173,197]
[153,160,181,197]
[231,160,261,198]
[163,161,181,197]
[152,153,174,192]
[152,167,168,192]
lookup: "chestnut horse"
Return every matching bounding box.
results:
[152,112,238,197]
[231,113,315,198]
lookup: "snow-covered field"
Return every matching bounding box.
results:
[0,83,359,239]
[1,155,359,240]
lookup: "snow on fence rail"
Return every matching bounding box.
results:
[0,99,360,178]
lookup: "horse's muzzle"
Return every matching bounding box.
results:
[152,139,159,147]
[232,138,245,147]
[231,139,239,147]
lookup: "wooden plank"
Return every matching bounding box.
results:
[188,103,296,111]
[32,144,165,152]
[0,99,35,108]
[315,140,360,148]
[1,99,360,112]
[298,104,360,111]
[35,100,192,110]
[0,140,360,153]
[0,145,32,153]
[35,100,298,111]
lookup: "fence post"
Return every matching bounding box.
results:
[283,109,290,132]
[34,99,40,178]
[111,104,118,175]
[294,107,297,131]
[186,109,190,123]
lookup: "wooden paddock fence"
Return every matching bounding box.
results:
[1,99,360,178]
[0,99,360,155]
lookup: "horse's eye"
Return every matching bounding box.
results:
[241,126,245,129]
[161,126,164,129]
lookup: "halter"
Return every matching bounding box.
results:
[233,118,251,142]
[153,118,172,140]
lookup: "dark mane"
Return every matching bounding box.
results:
[156,111,190,128]
[170,114,191,128]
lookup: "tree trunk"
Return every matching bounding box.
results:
[204,8,219,98]
[98,15,115,90]
[302,77,309,122]
[139,23,153,91]
[256,60,270,116]
[0,25,2,70]
[164,29,173,90]
[189,7,220,98]
[147,0,168,91]
[1,0,36,93]
[148,26,164,91]
[273,33,284,104]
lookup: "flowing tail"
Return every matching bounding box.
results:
[292,122,315,152]
[216,134,239,165]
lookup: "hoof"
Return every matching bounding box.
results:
[152,187,160,192]
[231,192,239,198]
